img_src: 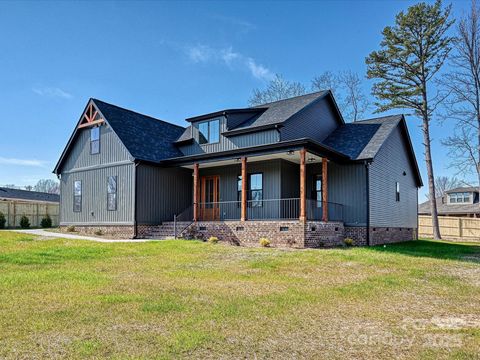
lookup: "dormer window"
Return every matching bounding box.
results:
[90,127,100,154]
[198,119,220,144]
[449,192,471,203]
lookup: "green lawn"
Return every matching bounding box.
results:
[0,232,479,359]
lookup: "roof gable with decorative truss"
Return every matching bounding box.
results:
[78,102,105,129]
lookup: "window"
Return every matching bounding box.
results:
[315,175,322,208]
[450,192,471,203]
[90,127,100,154]
[107,176,117,211]
[73,180,82,212]
[249,173,263,207]
[198,119,220,144]
[237,175,242,203]
[396,182,400,202]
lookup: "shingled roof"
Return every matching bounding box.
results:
[419,195,480,215]
[0,187,59,203]
[93,99,185,162]
[176,91,333,142]
[54,99,185,173]
[323,115,402,160]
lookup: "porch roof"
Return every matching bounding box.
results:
[156,138,350,167]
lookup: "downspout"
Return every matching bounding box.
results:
[365,160,371,246]
[133,161,139,239]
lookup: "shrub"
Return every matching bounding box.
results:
[207,236,219,244]
[94,229,104,236]
[344,237,354,247]
[20,215,30,229]
[66,225,76,232]
[0,212,5,229]
[259,238,271,247]
[40,215,52,228]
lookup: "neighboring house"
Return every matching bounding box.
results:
[0,187,59,227]
[419,187,480,218]
[53,91,422,247]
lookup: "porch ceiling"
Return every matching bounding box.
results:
[181,150,323,169]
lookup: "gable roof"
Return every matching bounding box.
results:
[323,114,422,186]
[0,187,59,203]
[176,91,340,142]
[54,99,185,174]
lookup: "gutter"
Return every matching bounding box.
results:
[133,161,139,239]
[365,160,371,246]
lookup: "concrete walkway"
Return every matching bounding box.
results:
[4,229,156,243]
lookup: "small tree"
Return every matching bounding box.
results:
[20,215,30,229]
[366,0,454,240]
[0,212,6,229]
[40,215,52,228]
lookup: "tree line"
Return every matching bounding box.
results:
[250,0,480,240]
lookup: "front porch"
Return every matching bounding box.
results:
[186,148,343,223]
[166,148,353,247]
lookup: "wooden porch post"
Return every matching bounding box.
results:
[322,157,328,222]
[193,163,199,222]
[241,157,247,221]
[299,148,306,222]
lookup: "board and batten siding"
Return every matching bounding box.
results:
[59,122,136,225]
[280,97,340,143]
[306,162,367,226]
[60,124,132,172]
[136,165,192,224]
[199,159,283,219]
[60,163,135,225]
[178,116,280,156]
[369,125,418,228]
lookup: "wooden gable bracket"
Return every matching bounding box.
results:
[78,102,105,129]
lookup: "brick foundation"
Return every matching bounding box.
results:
[369,227,416,245]
[59,225,135,239]
[182,221,344,248]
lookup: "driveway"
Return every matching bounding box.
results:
[4,229,155,243]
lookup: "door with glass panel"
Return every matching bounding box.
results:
[200,175,220,221]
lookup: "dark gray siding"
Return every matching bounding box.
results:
[306,162,367,226]
[280,97,339,142]
[136,165,192,224]
[61,124,132,172]
[178,116,279,156]
[281,161,299,199]
[60,163,135,225]
[369,125,418,228]
[199,160,283,219]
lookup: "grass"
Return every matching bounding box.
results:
[0,231,479,359]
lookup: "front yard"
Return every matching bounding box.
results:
[0,231,479,359]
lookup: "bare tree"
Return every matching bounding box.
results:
[338,70,370,121]
[439,0,480,194]
[427,176,464,198]
[311,71,340,95]
[24,185,33,191]
[312,70,370,121]
[249,74,306,106]
[33,179,60,194]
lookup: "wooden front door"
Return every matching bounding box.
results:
[200,175,220,221]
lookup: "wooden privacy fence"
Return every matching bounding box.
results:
[419,215,480,242]
[0,200,59,228]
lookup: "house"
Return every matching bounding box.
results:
[53,91,422,247]
[419,187,480,218]
[0,187,59,227]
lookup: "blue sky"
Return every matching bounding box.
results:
[0,0,472,200]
